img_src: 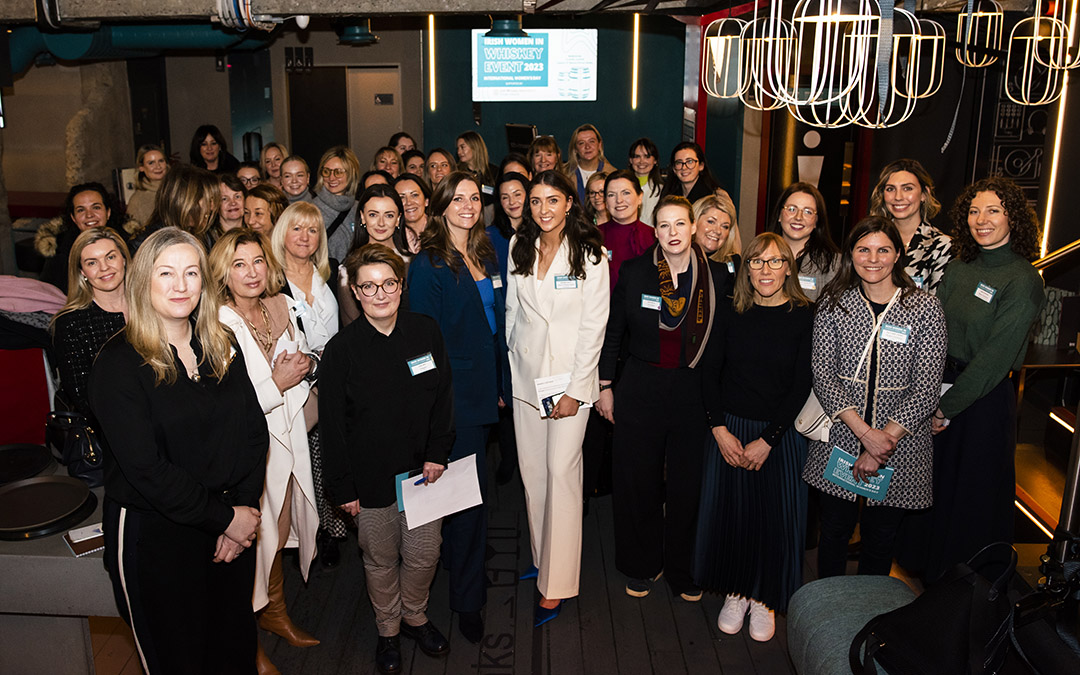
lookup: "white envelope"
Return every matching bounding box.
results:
[400,454,483,530]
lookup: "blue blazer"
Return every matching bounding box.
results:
[408,250,511,428]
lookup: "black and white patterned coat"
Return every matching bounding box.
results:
[904,221,952,294]
[802,287,948,509]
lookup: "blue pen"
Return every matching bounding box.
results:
[414,476,427,486]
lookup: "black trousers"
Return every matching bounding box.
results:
[816,490,907,578]
[103,498,257,675]
[611,359,706,594]
[441,424,489,613]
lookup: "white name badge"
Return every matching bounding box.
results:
[482,184,494,196]
[492,275,503,289]
[799,275,817,291]
[554,275,579,290]
[407,353,436,376]
[974,282,997,303]
[880,322,911,344]
[641,294,662,310]
[727,261,735,274]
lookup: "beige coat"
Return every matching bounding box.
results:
[220,297,319,611]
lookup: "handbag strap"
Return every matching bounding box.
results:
[853,288,902,379]
[848,619,882,675]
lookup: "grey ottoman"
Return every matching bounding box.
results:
[788,576,917,675]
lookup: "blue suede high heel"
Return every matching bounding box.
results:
[534,599,565,628]
[519,564,538,580]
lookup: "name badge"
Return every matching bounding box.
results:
[727,261,735,274]
[799,275,817,291]
[641,294,662,311]
[880,322,910,344]
[554,275,579,290]
[292,299,310,318]
[482,184,494,196]
[492,275,503,289]
[605,249,613,261]
[974,282,997,303]
[913,274,925,290]
[407,353,436,376]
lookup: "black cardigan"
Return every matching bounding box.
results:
[599,245,732,380]
[318,311,455,509]
[89,330,268,534]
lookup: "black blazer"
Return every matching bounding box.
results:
[599,244,732,380]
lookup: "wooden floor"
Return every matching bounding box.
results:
[92,455,801,674]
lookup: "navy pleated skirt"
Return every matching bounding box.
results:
[692,413,808,612]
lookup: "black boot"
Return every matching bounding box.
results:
[375,635,401,674]
[318,529,340,568]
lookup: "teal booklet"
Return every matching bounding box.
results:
[823,445,894,500]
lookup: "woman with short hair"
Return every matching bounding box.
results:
[244,183,290,235]
[372,146,403,179]
[693,194,742,272]
[320,244,454,674]
[527,136,563,176]
[313,146,362,262]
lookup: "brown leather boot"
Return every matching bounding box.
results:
[256,638,281,675]
[258,551,320,647]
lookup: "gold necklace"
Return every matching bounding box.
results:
[243,300,274,353]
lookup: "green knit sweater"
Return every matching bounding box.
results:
[937,244,1045,418]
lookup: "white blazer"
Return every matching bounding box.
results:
[220,297,319,611]
[505,235,610,409]
[287,268,339,352]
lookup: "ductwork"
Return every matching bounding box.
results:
[8,24,275,75]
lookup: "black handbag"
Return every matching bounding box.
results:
[46,410,105,487]
[849,542,1018,675]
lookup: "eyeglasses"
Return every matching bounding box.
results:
[321,168,347,178]
[353,279,402,297]
[240,177,260,187]
[783,205,817,218]
[587,190,605,198]
[673,158,699,170]
[747,257,787,270]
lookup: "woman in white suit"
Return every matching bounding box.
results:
[210,229,321,673]
[505,170,610,627]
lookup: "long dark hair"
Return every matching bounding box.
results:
[348,183,410,255]
[420,171,496,275]
[661,142,719,197]
[819,216,916,313]
[628,137,663,191]
[61,183,125,233]
[188,124,229,167]
[949,176,1040,263]
[766,182,839,275]
[492,172,530,240]
[511,170,604,279]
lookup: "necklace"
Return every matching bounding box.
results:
[243,300,274,353]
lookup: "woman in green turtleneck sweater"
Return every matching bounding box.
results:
[924,176,1044,580]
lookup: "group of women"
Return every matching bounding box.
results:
[44,117,1045,674]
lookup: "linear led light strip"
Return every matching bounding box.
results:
[429,15,437,112]
[632,14,640,110]
[1042,3,1078,256]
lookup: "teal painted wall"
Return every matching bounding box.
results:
[422,15,685,171]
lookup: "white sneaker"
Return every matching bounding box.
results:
[717,594,749,634]
[747,599,775,642]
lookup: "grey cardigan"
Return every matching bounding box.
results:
[802,287,947,509]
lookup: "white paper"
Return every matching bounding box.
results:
[272,338,299,364]
[534,372,593,419]
[401,454,483,530]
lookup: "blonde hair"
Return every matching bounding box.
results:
[565,124,611,174]
[209,228,286,305]
[272,202,331,282]
[693,194,742,263]
[314,146,361,195]
[52,227,131,328]
[135,145,167,190]
[371,147,404,176]
[125,227,234,384]
[144,165,220,239]
[456,131,492,181]
[732,232,809,313]
[260,142,288,179]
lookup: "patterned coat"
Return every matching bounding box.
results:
[803,287,948,509]
[904,221,952,294]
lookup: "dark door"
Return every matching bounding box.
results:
[288,67,348,172]
[127,57,171,155]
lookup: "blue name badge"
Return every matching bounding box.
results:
[912,274,925,289]
[880,322,910,344]
[641,294,661,311]
[554,274,579,290]
[823,446,894,500]
[727,261,735,274]
[798,275,817,291]
[974,282,997,303]
[407,352,436,376]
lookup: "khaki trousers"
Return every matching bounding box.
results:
[355,505,442,636]
[513,401,589,600]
